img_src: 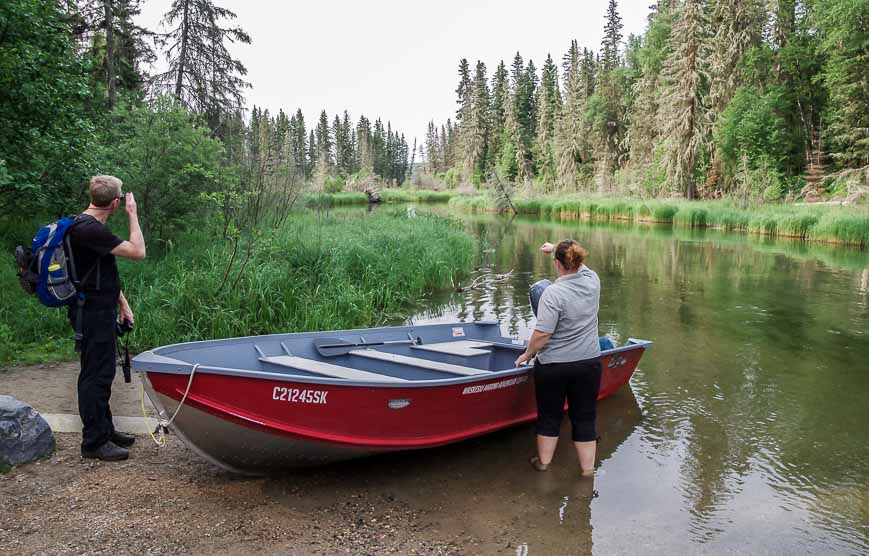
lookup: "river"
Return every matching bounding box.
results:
[351,205,869,554]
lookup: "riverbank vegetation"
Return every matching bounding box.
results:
[0,211,473,364]
[424,0,868,205]
[0,0,473,364]
[450,195,869,247]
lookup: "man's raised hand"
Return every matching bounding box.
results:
[125,192,138,218]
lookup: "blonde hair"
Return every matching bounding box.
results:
[89,175,123,207]
[554,239,588,271]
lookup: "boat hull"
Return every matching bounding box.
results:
[143,343,649,473]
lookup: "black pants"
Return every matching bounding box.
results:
[534,358,602,442]
[70,305,117,451]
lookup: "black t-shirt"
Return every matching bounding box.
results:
[67,214,123,307]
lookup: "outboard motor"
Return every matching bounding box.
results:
[528,279,552,318]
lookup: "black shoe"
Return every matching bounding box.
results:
[81,441,129,461]
[110,431,136,448]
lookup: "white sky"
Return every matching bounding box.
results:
[138,0,652,144]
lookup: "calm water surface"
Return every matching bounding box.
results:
[376,207,868,555]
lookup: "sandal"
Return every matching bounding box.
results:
[529,455,550,471]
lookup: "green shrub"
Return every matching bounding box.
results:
[324,175,345,194]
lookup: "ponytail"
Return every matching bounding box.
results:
[554,239,588,271]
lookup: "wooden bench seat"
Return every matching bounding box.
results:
[349,349,489,376]
[411,340,493,357]
[260,355,408,382]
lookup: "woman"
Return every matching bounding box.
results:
[515,239,602,475]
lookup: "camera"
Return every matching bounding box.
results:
[116,318,133,337]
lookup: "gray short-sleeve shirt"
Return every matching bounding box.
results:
[534,265,601,364]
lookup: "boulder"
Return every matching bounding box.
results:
[0,395,54,468]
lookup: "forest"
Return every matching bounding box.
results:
[0,0,414,240]
[426,0,868,203]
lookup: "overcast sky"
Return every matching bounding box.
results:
[138,0,653,143]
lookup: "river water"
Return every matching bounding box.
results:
[369,207,868,555]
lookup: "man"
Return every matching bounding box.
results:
[67,175,146,461]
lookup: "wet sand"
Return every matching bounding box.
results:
[1,363,638,555]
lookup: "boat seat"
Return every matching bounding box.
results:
[411,340,492,357]
[350,349,489,376]
[260,355,408,383]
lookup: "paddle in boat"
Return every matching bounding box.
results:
[133,320,652,473]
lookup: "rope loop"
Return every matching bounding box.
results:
[141,363,200,447]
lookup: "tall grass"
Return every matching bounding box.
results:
[305,188,455,207]
[0,211,474,364]
[450,194,869,248]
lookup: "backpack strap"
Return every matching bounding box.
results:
[67,214,104,353]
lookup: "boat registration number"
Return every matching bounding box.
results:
[272,386,328,405]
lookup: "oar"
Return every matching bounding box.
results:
[314,337,418,357]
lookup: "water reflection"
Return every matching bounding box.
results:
[404,209,869,554]
[272,386,642,555]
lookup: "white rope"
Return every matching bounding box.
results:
[141,363,200,447]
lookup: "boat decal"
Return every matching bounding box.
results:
[272,386,328,404]
[462,375,528,395]
[451,327,466,337]
[607,355,628,368]
[387,399,411,409]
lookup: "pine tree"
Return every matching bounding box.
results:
[315,110,332,170]
[155,0,251,130]
[657,0,711,199]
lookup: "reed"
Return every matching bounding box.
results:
[450,194,868,248]
[306,189,456,207]
[0,211,474,364]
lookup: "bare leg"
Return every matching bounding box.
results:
[574,440,596,474]
[536,434,559,464]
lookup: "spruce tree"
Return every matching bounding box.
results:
[535,54,562,186]
[602,0,624,71]
[315,110,333,170]
[626,1,673,168]
[556,42,591,189]
[489,60,510,174]
[461,60,490,180]
[817,0,868,170]
[156,0,251,130]
[657,0,711,199]
[357,115,373,175]
[293,109,308,178]
[455,58,472,122]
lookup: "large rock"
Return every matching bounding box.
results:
[0,395,55,468]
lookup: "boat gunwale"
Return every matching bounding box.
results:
[134,338,653,389]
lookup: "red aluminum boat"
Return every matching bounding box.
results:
[133,320,651,473]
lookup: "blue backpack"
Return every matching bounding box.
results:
[15,215,100,350]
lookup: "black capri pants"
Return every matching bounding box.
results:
[534,358,603,442]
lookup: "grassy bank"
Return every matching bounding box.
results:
[449,195,869,248]
[0,210,474,365]
[304,188,455,206]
